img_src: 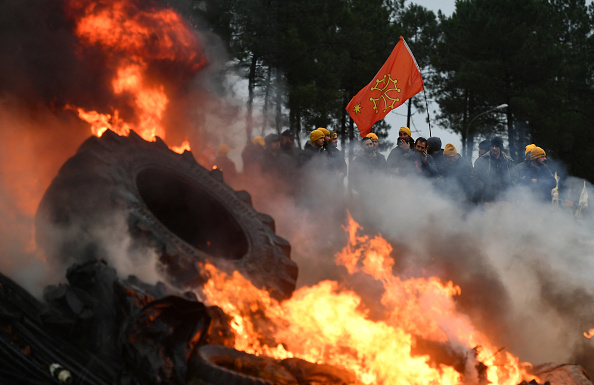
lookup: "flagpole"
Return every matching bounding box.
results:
[423,89,431,137]
[346,36,424,137]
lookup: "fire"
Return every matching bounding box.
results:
[171,140,192,155]
[64,0,207,150]
[584,328,594,338]
[199,214,537,385]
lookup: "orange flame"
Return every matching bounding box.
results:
[64,0,206,151]
[584,328,594,338]
[199,213,537,385]
[171,140,192,154]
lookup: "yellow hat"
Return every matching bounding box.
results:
[365,133,378,140]
[525,144,536,155]
[318,127,331,136]
[330,132,338,140]
[251,136,265,147]
[530,146,546,160]
[443,143,457,157]
[218,144,229,155]
[310,129,325,144]
[399,126,412,137]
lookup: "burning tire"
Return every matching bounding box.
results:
[35,130,298,300]
[187,345,357,385]
[188,345,296,385]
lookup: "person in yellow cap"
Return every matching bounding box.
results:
[525,144,536,156]
[301,129,328,165]
[441,143,476,202]
[365,132,379,151]
[212,143,238,183]
[330,131,339,149]
[387,130,414,176]
[398,126,413,143]
[364,132,386,167]
[252,136,265,147]
[350,136,387,194]
[514,146,556,201]
[307,129,325,151]
[328,131,347,177]
[318,127,331,143]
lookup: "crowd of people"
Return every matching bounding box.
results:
[350,127,556,205]
[211,126,558,207]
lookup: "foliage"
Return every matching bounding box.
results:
[193,0,594,181]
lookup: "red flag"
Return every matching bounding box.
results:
[346,36,424,137]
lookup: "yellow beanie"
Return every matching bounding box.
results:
[318,127,331,136]
[310,129,325,144]
[218,144,229,155]
[443,143,457,157]
[399,126,412,137]
[366,133,378,140]
[525,144,536,155]
[330,132,338,140]
[530,146,546,160]
[251,136,265,147]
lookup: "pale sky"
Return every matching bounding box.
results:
[384,1,459,157]
[411,0,456,16]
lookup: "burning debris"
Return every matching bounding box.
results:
[4,154,594,385]
[1,1,594,385]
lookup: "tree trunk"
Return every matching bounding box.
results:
[262,65,272,135]
[246,54,258,140]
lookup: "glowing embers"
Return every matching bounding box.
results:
[199,214,536,385]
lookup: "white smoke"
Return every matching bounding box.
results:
[241,151,594,371]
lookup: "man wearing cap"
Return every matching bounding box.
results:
[303,129,326,157]
[365,132,386,164]
[350,136,387,194]
[515,146,556,201]
[442,143,476,202]
[318,127,332,149]
[398,126,413,144]
[477,140,490,158]
[328,131,347,177]
[427,136,446,176]
[473,136,516,202]
[522,144,536,163]
[399,137,438,177]
[280,129,299,158]
[387,127,414,175]
[366,132,379,150]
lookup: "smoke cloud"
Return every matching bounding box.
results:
[245,163,594,374]
[1,0,593,379]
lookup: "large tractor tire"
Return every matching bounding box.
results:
[35,130,298,300]
[187,345,357,385]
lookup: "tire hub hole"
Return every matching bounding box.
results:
[136,168,248,260]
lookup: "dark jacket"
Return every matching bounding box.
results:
[473,151,516,202]
[387,146,411,175]
[327,146,347,176]
[429,150,447,177]
[442,155,476,201]
[350,151,387,193]
[515,161,556,201]
[401,150,439,177]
